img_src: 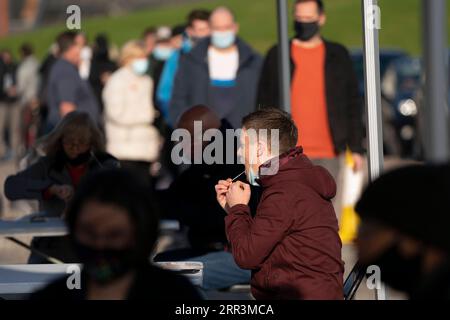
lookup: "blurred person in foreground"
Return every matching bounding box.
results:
[157,9,211,123]
[257,0,365,220]
[155,105,252,290]
[46,31,100,131]
[170,6,262,129]
[103,40,161,186]
[0,49,19,159]
[30,169,201,300]
[4,112,119,263]
[215,108,344,300]
[356,165,450,299]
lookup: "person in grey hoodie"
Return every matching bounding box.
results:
[170,6,263,129]
[4,111,119,263]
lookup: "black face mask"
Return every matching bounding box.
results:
[74,241,138,285]
[65,150,92,166]
[294,20,320,41]
[370,244,424,295]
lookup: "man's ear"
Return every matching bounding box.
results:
[234,23,240,34]
[257,141,266,158]
[319,13,326,26]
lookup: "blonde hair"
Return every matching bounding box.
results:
[40,111,105,159]
[119,40,146,67]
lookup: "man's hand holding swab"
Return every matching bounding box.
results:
[215,179,233,211]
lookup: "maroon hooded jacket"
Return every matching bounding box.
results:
[225,147,344,300]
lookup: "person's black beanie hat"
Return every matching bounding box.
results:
[355,164,450,253]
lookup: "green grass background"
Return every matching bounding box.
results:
[0,0,449,59]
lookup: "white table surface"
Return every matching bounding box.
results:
[0,214,180,237]
[0,264,80,295]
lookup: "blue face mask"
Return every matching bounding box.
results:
[247,167,260,187]
[211,31,236,49]
[131,59,149,75]
[153,46,174,61]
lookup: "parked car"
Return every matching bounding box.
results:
[351,49,409,97]
[382,57,422,158]
[414,50,450,160]
[351,49,422,158]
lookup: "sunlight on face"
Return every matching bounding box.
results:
[238,128,260,176]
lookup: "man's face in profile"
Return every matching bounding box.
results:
[65,41,82,66]
[238,128,260,178]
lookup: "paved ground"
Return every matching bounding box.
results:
[0,157,412,300]
[0,160,35,265]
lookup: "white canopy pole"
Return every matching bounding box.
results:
[361,0,385,301]
[362,0,384,183]
[277,0,292,113]
[422,0,449,163]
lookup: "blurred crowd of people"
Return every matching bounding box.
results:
[0,0,363,300]
[1,0,448,301]
[0,1,364,182]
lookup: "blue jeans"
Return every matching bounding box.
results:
[186,251,251,290]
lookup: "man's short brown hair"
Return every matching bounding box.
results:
[242,108,298,154]
[187,9,211,27]
[56,31,79,55]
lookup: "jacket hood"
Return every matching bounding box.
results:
[186,36,257,69]
[258,147,336,200]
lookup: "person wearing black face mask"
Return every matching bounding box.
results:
[29,169,202,300]
[356,165,450,299]
[294,20,320,42]
[4,112,119,264]
[257,0,365,223]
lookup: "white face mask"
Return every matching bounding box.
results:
[152,46,174,61]
[247,166,260,186]
[241,141,262,186]
[80,47,92,60]
[131,58,149,75]
[211,30,236,49]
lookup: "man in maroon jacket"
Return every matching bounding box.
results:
[215,108,344,300]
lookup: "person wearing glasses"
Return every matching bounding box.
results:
[4,111,119,263]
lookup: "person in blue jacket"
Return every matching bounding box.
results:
[156,9,211,125]
[169,7,263,130]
